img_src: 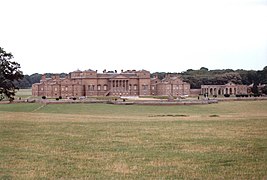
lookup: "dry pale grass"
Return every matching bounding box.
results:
[0,101,267,179]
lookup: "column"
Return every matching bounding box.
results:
[126,80,128,91]
[116,80,118,92]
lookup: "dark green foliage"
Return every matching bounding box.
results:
[252,83,259,94]
[42,96,46,99]
[0,47,24,101]
[59,96,62,99]
[180,69,242,89]
[152,67,267,89]
[224,94,230,97]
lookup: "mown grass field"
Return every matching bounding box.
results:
[15,89,32,99]
[0,101,267,179]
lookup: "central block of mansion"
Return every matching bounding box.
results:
[32,69,191,98]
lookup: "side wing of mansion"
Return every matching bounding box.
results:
[32,69,191,98]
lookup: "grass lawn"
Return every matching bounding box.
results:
[0,101,267,179]
[15,89,32,99]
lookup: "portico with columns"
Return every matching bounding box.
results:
[110,78,131,96]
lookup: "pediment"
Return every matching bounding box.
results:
[111,74,129,79]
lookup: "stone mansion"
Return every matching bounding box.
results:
[32,69,191,98]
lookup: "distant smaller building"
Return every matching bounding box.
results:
[201,82,248,96]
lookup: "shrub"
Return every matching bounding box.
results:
[213,95,217,98]
[42,96,46,99]
[59,96,62,99]
[73,97,77,100]
[56,98,59,101]
[224,94,230,97]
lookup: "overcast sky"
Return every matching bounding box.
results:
[1,0,267,75]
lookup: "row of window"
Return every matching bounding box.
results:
[151,86,189,90]
[42,85,188,92]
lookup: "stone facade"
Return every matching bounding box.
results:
[32,69,190,98]
[201,82,248,96]
[151,75,190,96]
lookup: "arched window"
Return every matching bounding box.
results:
[97,85,101,91]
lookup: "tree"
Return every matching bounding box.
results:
[251,83,259,95]
[0,47,24,101]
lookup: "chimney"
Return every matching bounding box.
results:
[103,69,106,73]
[41,74,46,81]
[121,69,123,73]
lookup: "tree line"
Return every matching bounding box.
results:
[151,66,267,89]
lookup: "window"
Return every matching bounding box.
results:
[55,87,58,91]
[143,85,147,90]
[97,85,101,91]
[104,85,107,91]
[134,85,137,90]
[152,86,155,90]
